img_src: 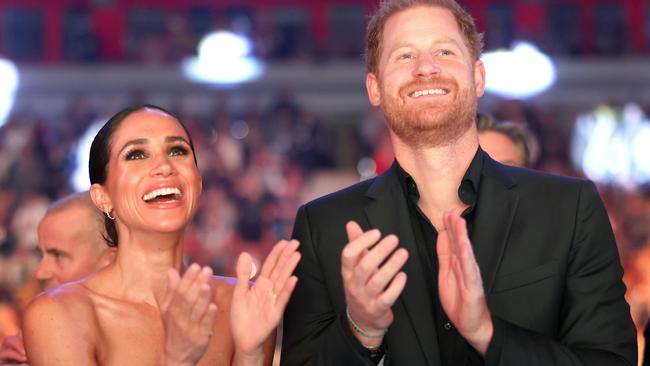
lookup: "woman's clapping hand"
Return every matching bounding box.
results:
[230,240,300,361]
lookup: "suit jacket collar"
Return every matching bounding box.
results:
[364,163,441,365]
[362,152,519,364]
[471,152,519,294]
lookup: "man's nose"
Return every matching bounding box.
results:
[35,259,53,281]
[413,53,441,78]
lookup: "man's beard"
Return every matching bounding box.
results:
[380,77,477,149]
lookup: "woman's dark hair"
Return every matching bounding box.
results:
[89,104,198,247]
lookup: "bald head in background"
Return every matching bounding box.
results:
[36,191,116,290]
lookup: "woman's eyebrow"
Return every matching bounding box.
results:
[119,138,148,153]
[165,136,190,145]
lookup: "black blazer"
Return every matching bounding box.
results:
[281,154,636,366]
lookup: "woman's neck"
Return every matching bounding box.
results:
[100,228,186,306]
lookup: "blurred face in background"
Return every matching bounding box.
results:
[36,204,114,290]
[478,130,525,167]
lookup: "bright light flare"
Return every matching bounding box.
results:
[482,42,556,99]
[572,103,650,191]
[183,31,264,84]
[0,58,19,128]
[71,120,104,192]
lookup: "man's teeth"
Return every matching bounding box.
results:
[143,187,181,201]
[411,89,447,98]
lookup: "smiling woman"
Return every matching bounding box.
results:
[88,105,200,247]
[22,105,300,366]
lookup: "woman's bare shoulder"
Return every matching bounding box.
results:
[24,282,97,331]
[26,282,94,315]
[23,282,98,365]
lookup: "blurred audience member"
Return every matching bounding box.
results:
[476,113,540,168]
[0,287,19,342]
[35,191,115,290]
[0,191,114,365]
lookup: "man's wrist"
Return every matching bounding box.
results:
[345,306,387,344]
[467,317,494,356]
[339,312,387,365]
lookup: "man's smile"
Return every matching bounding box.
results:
[409,88,449,98]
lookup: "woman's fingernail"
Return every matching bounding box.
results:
[250,261,257,279]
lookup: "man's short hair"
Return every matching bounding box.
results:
[46,191,107,245]
[365,0,484,75]
[476,113,540,168]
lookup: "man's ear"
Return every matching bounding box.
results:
[473,59,486,97]
[366,72,382,107]
[90,184,112,214]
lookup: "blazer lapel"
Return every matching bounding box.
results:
[470,156,519,294]
[364,164,440,366]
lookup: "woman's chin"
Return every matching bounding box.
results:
[144,219,189,235]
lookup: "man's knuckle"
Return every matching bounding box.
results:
[358,260,373,273]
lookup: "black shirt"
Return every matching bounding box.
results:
[395,148,485,366]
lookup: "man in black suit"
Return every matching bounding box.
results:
[281,0,636,365]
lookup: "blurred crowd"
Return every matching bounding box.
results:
[4,1,646,64]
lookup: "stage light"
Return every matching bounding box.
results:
[71,120,104,192]
[182,31,264,85]
[0,58,19,128]
[482,42,556,99]
[572,103,650,191]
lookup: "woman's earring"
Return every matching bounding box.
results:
[106,210,115,220]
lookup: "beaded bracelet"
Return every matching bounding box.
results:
[345,306,387,339]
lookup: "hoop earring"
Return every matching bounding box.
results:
[106,210,115,220]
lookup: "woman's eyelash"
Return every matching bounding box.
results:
[123,145,189,160]
[125,149,147,160]
[169,146,189,156]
